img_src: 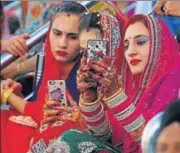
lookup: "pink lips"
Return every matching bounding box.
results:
[130,59,141,66]
[56,51,68,57]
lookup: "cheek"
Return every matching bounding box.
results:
[141,46,150,65]
[124,52,129,64]
[69,41,80,55]
[49,34,56,51]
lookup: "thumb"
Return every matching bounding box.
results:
[21,33,30,39]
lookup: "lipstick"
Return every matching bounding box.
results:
[56,51,68,57]
[130,59,141,66]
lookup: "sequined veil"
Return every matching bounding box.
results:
[118,14,180,152]
[121,14,180,107]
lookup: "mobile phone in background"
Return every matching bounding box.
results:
[47,80,67,106]
[86,39,108,63]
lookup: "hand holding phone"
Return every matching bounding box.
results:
[47,80,67,106]
[86,39,108,63]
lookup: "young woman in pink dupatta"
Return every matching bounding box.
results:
[69,14,180,153]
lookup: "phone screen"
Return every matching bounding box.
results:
[47,80,67,106]
[86,39,108,63]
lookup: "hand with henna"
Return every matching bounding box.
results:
[77,56,100,103]
[87,54,121,98]
[42,90,81,124]
[77,53,121,103]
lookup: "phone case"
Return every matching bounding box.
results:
[47,80,67,106]
[87,40,108,62]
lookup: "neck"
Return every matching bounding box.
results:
[59,60,76,80]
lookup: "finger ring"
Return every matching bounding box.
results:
[103,72,108,77]
[107,67,111,72]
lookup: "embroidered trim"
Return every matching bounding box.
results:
[32,139,47,153]
[52,121,65,127]
[78,141,97,153]
[39,123,48,133]
[46,140,70,153]
[9,116,37,128]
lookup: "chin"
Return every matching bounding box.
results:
[131,68,143,75]
[54,56,68,63]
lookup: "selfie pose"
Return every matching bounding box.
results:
[1,2,88,153]
[43,11,126,153]
[55,14,180,153]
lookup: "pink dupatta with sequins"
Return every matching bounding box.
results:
[111,15,180,153]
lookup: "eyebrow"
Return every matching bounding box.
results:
[124,35,147,43]
[52,28,79,36]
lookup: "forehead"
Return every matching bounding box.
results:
[80,28,102,39]
[157,122,180,142]
[125,22,149,39]
[79,28,102,48]
[52,13,80,33]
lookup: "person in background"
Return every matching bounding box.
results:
[1,33,29,56]
[153,1,180,36]
[156,99,180,153]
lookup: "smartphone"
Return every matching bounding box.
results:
[86,39,108,63]
[47,80,67,106]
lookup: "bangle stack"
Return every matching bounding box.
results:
[79,94,110,137]
[80,94,101,106]
[103,88,128,109]
[1,88,14,104]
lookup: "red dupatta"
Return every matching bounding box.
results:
[24,33,65,122]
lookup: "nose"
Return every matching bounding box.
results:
[127,41,138,57]
[58,35,68,49]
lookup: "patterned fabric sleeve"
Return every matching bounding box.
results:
[105,71,180,141]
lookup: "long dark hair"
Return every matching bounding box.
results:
[160,99,180,129]
[78,12,103,36]
[57,2,87,16]
[155,99,180,145]
[50,2,87,28]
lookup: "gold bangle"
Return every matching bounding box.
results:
[16,63,24,73]
[16,63,21,72]
[80,94,101,106]
[2,88,14,104]
[103,88,123,101]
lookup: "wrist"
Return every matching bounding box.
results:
[80,94,101,106]
[1,89,14,105]
[82,92,97,103]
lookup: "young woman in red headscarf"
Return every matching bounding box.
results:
[70,14,180,153]
[40,10,127,153]
[0,2,88,153]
